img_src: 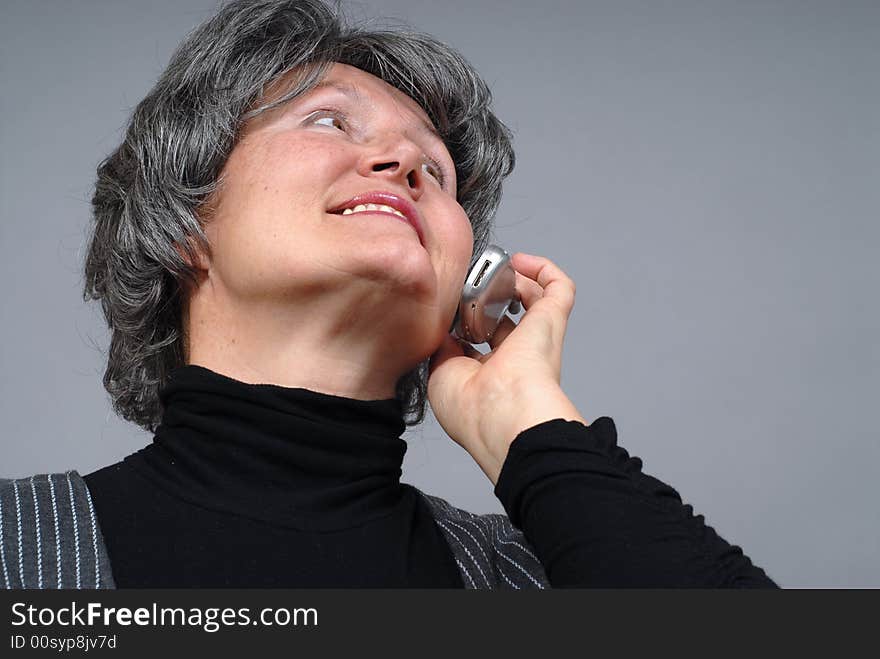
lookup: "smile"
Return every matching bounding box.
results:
[340,203,408,219]
[327,191,426,246]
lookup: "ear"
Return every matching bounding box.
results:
[173,236,210,273]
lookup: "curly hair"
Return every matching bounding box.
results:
[83,0,515,433]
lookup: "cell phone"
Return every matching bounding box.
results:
[450,245,522,345]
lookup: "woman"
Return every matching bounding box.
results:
[1,0,777,588]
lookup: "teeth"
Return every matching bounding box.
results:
[340,203,407,219]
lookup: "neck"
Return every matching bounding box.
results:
[184,275,447,400]
[125,364,411,531]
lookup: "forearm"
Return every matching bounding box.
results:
[494,418,779,588]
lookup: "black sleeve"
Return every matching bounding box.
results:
[493,417,779,588]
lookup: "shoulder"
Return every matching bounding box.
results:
[0,471,114,589]
[414,489,551,589]
[0,471,89,511]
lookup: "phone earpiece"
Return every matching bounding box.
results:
[453,245,519,345]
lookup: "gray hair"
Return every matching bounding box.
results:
[83,0,515,433]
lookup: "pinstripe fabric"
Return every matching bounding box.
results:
[1,472,549,589]
[418,492,551,589]
[0,492,10,588]
[0,472,115,589]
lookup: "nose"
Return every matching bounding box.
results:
[357,136,428,200]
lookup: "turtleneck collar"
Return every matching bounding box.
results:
[124,364,411,532]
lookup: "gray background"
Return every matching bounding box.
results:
[1,0,877,588]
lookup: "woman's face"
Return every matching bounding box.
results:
[195,63,473,360]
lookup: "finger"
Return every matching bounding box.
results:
[513,271,543,312]
[510,252,576,317]
[486,314,517,351]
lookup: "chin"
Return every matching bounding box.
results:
[354,246,436,296]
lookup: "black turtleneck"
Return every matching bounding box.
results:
[84,365,463,587]
[85,364,777,588]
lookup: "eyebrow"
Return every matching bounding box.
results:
[309,80,445,147]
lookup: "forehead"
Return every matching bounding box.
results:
[308,63,441,140]
[322,63,423,110]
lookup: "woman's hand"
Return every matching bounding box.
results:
[427,252,588,486]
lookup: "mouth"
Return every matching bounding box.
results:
[327,191,425,246]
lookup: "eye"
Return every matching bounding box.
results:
[422,159,447,188]
[310,110,348,132]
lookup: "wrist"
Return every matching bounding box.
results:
[477,385,587,486]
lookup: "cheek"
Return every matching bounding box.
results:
[226,133,346,196]
[217,136,351,227]
[261,133,351,181]
[439,206,476,303]
[452,206,476,272]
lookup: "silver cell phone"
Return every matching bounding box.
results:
[451,245,522,345]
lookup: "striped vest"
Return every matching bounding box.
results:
[0,472,550,590]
